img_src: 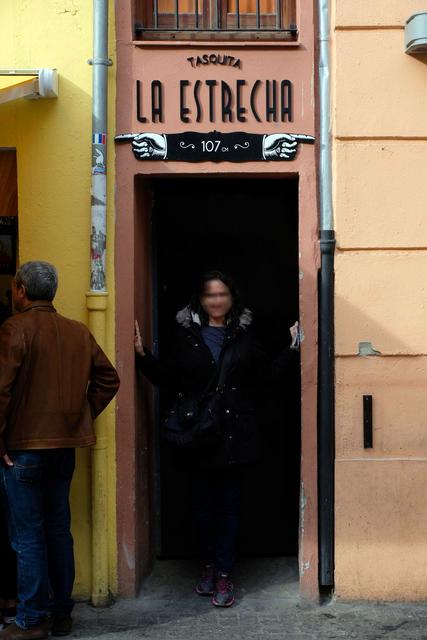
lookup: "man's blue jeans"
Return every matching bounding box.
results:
[0,449,75,629]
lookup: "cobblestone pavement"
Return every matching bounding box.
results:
[73,558,427,639]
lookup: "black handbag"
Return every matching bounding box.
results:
[162,347,232,449]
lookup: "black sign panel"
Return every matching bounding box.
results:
[115,130,314,163]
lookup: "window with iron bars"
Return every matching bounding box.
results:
[135,1,297,41]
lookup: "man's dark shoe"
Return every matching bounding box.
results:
[195,564,215,595]
[1,608,16,628]
[212,572,235,607]
[0,622,48,639]
[50,615,73,638]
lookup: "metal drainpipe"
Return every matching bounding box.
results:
[317,0,336,589]
[86,0,112,607]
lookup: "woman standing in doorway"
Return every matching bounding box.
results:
[135,271,299,608]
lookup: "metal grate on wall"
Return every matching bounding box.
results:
[136,0,298,38]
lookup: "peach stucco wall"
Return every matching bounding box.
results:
[332,2,427,599]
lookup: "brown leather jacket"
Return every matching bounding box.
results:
[0,301,120,455]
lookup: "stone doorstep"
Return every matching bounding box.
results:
[71,558,427,639]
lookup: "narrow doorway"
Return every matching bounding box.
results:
[150,177,301,562]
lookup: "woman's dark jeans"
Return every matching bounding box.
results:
[0,449,75,630]
[190,467,241,574]
[0,500,16,600]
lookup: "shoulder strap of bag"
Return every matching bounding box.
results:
[198,326,238,397]
[216,342,234,390]
[198,340,234,399]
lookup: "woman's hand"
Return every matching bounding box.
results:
[289,321,300,350]
[134,320,144,357]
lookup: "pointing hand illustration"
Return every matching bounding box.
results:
[115,133,167,160]
[263,133,315,160]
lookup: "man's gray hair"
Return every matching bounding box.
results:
[15,261,58,301]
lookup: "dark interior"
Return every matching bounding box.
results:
[151,177,301,558]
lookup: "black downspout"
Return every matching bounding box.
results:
[318,229,336,588]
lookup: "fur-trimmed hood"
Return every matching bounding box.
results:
[176,305,252,330]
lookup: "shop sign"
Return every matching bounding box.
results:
[134,79,293,124]
[115,53,314,162]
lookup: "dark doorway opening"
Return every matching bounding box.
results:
[0,150,18,324]
[151,177,301,560]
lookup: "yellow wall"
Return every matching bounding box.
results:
[332,1,427,599]
[0,1,117,598]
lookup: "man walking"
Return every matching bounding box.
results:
[0,262,120,639]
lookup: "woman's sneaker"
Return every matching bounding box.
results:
[212,572,235,607]
[195,564,215,595]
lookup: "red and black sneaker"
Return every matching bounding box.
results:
[212,572,235,607]
[195,564,215,596]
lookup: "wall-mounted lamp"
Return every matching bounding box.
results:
[405,11,427,54]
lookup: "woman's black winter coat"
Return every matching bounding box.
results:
[137,306,295,469]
